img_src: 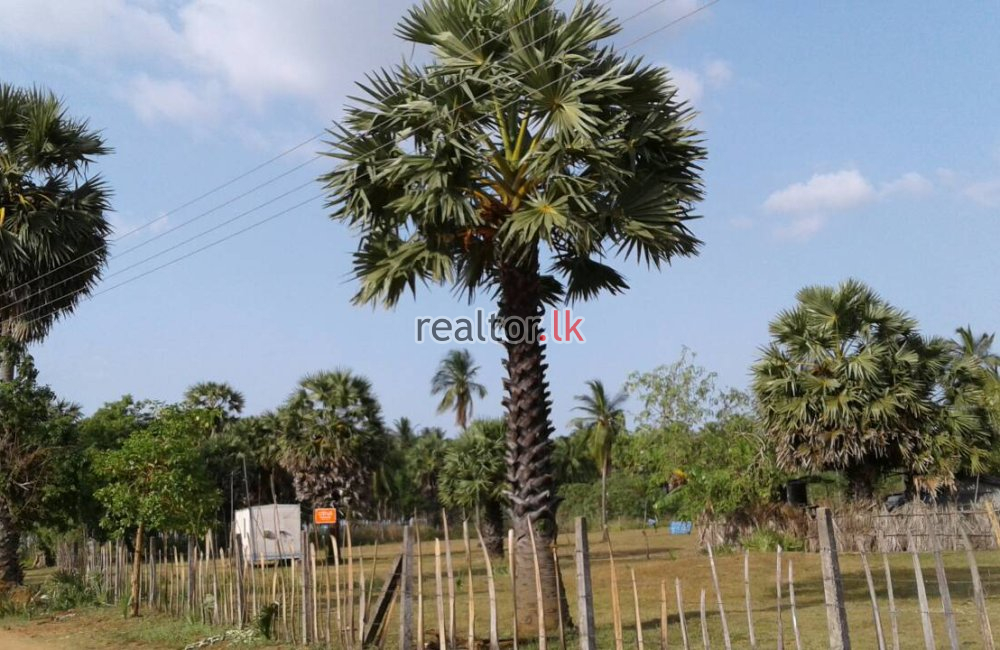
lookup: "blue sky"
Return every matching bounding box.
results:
[3,0,999,435]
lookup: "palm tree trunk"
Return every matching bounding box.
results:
[481,499,505,558]
[845,462,878,502]
[1,345,14,383]
[130,523,144,617]
[600,462,609,542]
[0,501,23,585]
[498,251,571,637]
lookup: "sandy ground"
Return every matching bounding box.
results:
[0,627,66,649]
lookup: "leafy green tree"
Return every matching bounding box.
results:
[0,350,78,585]
[624,347,719,432]
[662,412,785,521]
[752,280,947,499]
[432,349,487,430]
[183,381,245,436]
[439,418,507,556]
[570,379,626,538]
[65,396,160,536]
[322,0,704,628]
[93,407,220,616]
[0,84,112,380]
[278,370,389,516]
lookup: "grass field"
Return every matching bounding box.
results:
[3,525,1000,648]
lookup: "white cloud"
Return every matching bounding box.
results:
[933,168,999,208]
[879,172,933,198]
[670,67,705,105]
[125,75,220,124]
[962,178,1000,207]
[775,215,826,241]
[764,169,937,240]
[0,0,415,123]
[704,60,733,87]
[667,59,733,106]
[0,0,182,60]
[764,170,877,216]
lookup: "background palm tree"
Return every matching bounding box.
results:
[570,379,626,539]
[439,418,507,556]
[0,84,112,381]
[184,381,245,435]
[431,349,487,430]
[322,0,704,630]
[752,280,947,499]
[278,370,389,517]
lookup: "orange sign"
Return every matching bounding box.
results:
[313,508,338,525]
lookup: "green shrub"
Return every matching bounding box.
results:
[38,569,101,611]
[741,529,805,552]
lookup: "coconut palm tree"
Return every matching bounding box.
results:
[752,280,947,499]
[570,379,626,539]
[184,381,245,435]
[431,349,487,430]
[278,370,389,516]
[391,416,418,444]
[0,84,112,381]
[322,0,704,630]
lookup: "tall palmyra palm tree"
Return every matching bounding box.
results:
[184,381,246,435]
[279,370,389,516]
[0,84,112,381]
[322,0,704,630]
[570,379,626,539]
[432,349,487,430]
[752,280,946,499]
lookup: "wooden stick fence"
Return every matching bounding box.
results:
[73,506,1000,649]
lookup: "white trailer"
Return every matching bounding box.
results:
[233,504,302,563]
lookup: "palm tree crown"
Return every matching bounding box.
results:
[0,84,112,348]
[184,381,245,435]
[752,280,943,497]
[431,348,487,430]
[322,0,703,307]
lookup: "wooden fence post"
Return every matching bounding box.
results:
[400,525,415,650]
[234,533,247,628]
[960,528,995,650]
[301,528,314,644]
[816,507,851,649]
[706,544,732,650]
[859,551,886,650]
[574,518,597,650]
[743,550,757,650]
[984,502,1000,549]
[908,533,935,650]
[929,524,960,650]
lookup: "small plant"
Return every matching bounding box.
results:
[741,529,805,553]
[40,569,101,611]
[0,584,41,617]
[254,602,279,640]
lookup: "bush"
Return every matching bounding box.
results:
[557,474,661,527]
[0,585,40,617]
[38,569,101,611]
[741,528,805,553]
